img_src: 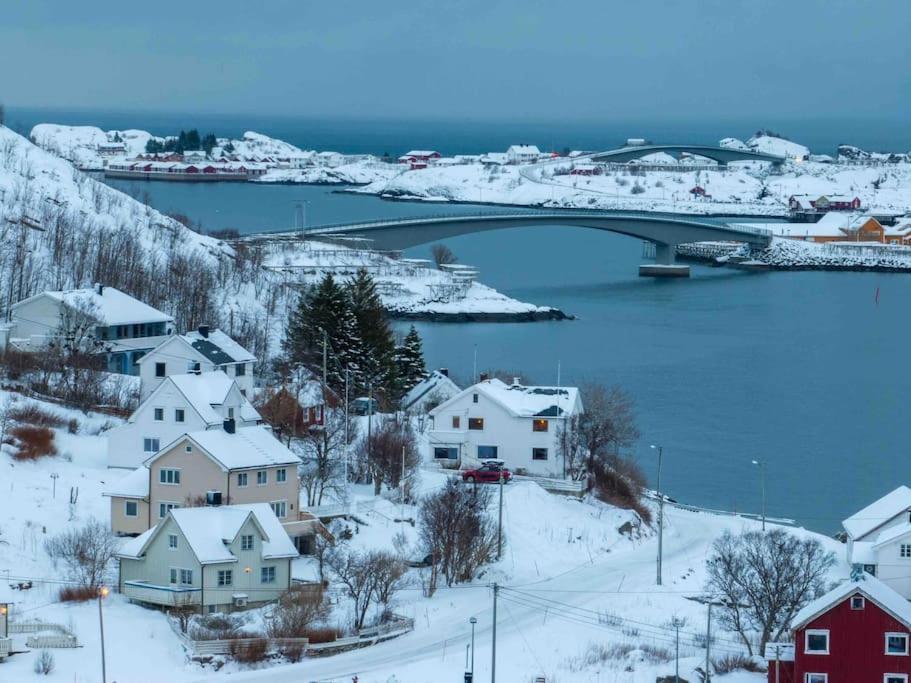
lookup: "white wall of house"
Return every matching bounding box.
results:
[138,337,254,402]
[871,535,911,599]
[9,294,62,345]
[429,391,567,477]
[107,380,256,469]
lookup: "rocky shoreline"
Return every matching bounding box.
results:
[387,308,573,323]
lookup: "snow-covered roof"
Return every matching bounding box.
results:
[119,504,297,564]
[791,574,911,630]
[851,541,875,565]
[163,371,260,425]
[873,521,911,548]
[507,145,541,155]
[403,150,438,157]
[158,425,301,471]
[103,466,149,498]
[402,370,461,412]
[433,377,581,418]
[843,486,911,540]
[14,286,173,326]
[183,328,256,365]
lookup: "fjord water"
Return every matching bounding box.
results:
[101,177,911,533]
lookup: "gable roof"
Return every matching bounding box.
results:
[873,521,911,548]
[138,371,260,425]
[14,287,173,326]
[843,486,911,540]
[402,370,461,411]
[102,466,150,498]
[184,328,256,364]
[431,377,581,418]
[146,425,301,470]
[791,574,911,631]
[118,504,297,564]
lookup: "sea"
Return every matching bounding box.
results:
[10,106,911,533]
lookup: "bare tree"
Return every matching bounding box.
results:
[706,528,835,656]
[169,595,198,633]
[371,552,406,616]
[430,243,457,268]
[297,407,354,506]
[418,479,498,588]
[267,585,330,637]
[44,518,118,589]
[326,547,379,630]
[362,419,419,497]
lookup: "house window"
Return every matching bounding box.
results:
[886,633,909,655]
[217,570,233,587]
[452,416,461,429]
[261,566,276,584]
[241,535,254,551]
[159,468,180,485]
[477,445,498,459]
[532,448,548,461]
[175,409,185,423]
[257,470,268,485]
[468,418,484,430]
[864,564,877,577]
[154,408,164,421]
[850,595,865,610]
[434,447,458,460]
[179,568,193,585]
[235,364,246,377]
[228,407,235,420]
[885,675,909,683]
[169,568,177,584]
[143,438,160,453]
[185,444,192,453]
[472,393,478,403]
[270,501,287,518]
[805,675,827,683]
[155,362,166,378]
[805,629,829,655]
[237,472,248,487]
[276,468,287,483]
[124,501,138,517]
[168,534,178,550]
[159,502,179,519]
[532,419,549,432]
[901,544,911,559]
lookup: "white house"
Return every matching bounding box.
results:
[117,504,297,612]
[402,369,460,413]
[137,325,256,402]
[843,486,911,598]
[182,150,207,163]
[107,371,261,469]
[427,377,582,478]
[8,284,174,374]
[506,145,541,165]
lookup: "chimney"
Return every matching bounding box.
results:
[191,362,201,375]
[439,368,449,377]
[94,282,104,295]
[198,324,210,338]
[223,418,235,434]
[479,372,489,382]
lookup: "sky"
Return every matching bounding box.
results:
[1,0,909,123]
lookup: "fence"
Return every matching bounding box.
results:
[309,499,377,520]
[185,636,310,657]
[11,619,80,649]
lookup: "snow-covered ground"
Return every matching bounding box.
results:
[0,389,848,683]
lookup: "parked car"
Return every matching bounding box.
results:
[351,397,379,416]
[462,461,512,484]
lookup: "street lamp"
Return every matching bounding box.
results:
[469,616,477,677]
[752,459,766,531]
[98,586,110,683]
[650,444,665,586]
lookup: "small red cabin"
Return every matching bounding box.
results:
[767,575,911,683]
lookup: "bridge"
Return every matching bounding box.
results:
[576,144,786,167]
[236,211,773,277]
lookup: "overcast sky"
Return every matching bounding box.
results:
[2,0,908,122]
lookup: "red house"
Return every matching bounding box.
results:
[766,574,911,683]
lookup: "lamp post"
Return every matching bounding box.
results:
[469,616,477,677]
[650,444,664,586]
[752,459,766,531]
[50,472,59,499]
[98,586,110,683]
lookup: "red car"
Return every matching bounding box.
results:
[462,461,512,484]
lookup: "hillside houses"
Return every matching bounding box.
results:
[5,284,174,375]
[107,371,261,469]
[401,369,460,413]
[776,213,911,244]
[427,377,582,478]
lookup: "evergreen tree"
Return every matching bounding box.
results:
[347,269,397,397]
[395,326,426,397]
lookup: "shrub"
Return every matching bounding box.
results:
[279,641,305,663]
[590,456,652,525]
[631,183,645,194]
[58,585,99,602]
[304,627,342,644]
[713,653,764,673]
[8,405,66,428]
[44,518,118,589]
[267,585,329,638]
[229,638,269,663]
[34,649,55,675]
[9,425,57,460]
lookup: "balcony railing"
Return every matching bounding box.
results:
[123,580,201,606]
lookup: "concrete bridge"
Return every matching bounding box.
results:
[581,144,786,166]
[237,211,773,277]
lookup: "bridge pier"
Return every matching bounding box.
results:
[639,243,690,278]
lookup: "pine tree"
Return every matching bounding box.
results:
[347,269,397,397]
[395,326,426,397]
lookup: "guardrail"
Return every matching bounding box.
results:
[643,491,795,525]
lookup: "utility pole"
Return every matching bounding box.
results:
[50,473,59,499]
[497,471,504,560]
[650,444,665,585]
[344,366,349,492]
[321,328,328,400]
[491,583,498,683]
[685,595,723,683]
[752,459,766,531]
[671,617,683,683]
[98,586,109,683]
[470,616,477,677]
[400,444,406,522]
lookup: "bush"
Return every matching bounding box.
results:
[8,425,57,460]
[279,641,305,662]
[267,585,329,638]
[590,456,652,525]
[229,638,269,663]
[304,627,342,644]
[58,585,99,602]
[44,518,118,589]
[8,405,66,428]
[713,653,764,673]
[33,650,55,675]
[631,183,645,194]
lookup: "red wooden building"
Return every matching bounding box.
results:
[766,574,911,683]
